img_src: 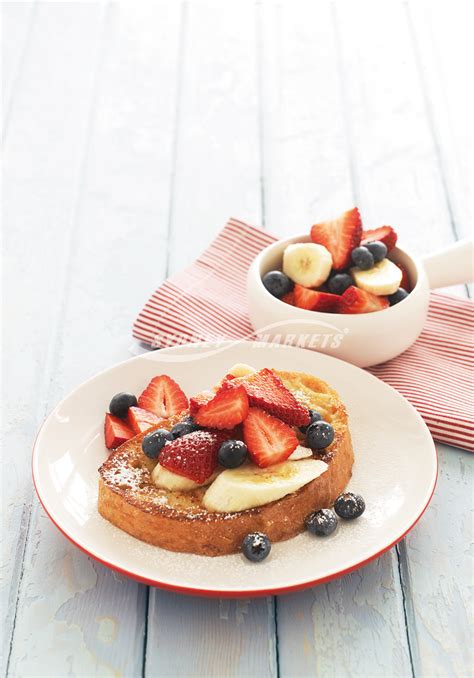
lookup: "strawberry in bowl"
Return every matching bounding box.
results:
[260,207,410,315]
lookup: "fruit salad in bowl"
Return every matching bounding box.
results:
[261,208,410,314]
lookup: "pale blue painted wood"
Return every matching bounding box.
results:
[5,3,182,676]
[146,593,277,678]
[2,3,107,670]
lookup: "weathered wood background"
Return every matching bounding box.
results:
[2,1,472,676]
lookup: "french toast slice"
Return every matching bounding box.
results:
[98,370,354,556]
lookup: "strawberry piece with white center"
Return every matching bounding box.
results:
[361,225,398,252]
[243,408,299,468]
[293,284,340,312]
[310,207,362,270]
[138,375,188,418]
[127,406,160,434]
[159,430,229,484]
[104,413,134,450]
[238,368,310,427]
[339,286,389,314]
[194,383,249,430]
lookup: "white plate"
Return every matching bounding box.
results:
[33,341,437,597]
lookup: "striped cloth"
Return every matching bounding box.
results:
[133,218,474,452]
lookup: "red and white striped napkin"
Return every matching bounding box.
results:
[133,218,474,452]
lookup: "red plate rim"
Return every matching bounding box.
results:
[32,420,438,598]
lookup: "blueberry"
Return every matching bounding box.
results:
[109,392,138,419]
[299,409,323,434]
[218,439,248,468]
[328,273,353,295]
[262,271,293,299]
[171,420,197,439]
[365,240,387,263]
[388,288,409,306]
[351,246,374,270]
[241,532,271,562]
[305,509,338,536]
[142,428,174,459]
[180,415,201,431]
[334,492,365,519]
[306,421,334,449]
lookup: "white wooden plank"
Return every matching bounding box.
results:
[260,3,414,676]
[166,0,261,274]
[259,1,354,235]
[2,1,37,136]
[144,4,277,676]
[5,3,182,676]
[2,2,106,670]
[147,592,277,678]
[407,0,472,242]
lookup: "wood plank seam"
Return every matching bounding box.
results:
[4,4,111,673]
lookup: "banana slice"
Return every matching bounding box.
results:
[202,459,328,513]
[152,464,219,491]
[283,243,332,287]
[351,258,402,296]
[227,363,256,378]
[288,445,313,460]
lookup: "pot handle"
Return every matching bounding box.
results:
[422,239,474,289]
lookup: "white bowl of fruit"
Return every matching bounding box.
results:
[247,208,473,367]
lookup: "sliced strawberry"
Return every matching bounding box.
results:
[396,263,410,291]
[281,290,295,306]
[104,413,134,450]
[159,430,228,483]
[127,406,160,434]
[189,390,214,415]
[310,207,362,270]
[243,408,298,468]
[339,286,389,314]
[238,368,310,427]
[361,225,398,252]
[194,383,249,430]
[293,284,340,312]
[138,375,188,418]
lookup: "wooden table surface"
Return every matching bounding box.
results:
[3,2,472,676]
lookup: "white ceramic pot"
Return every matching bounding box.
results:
[247,236,473,368]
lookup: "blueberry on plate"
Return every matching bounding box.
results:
[305,509,338,536]
[218,439,248,468]
[262,270,293,299]
[365,240,387,263]
[299,408,323,434]
[109,392,138,419]
[241,532,271,562]
[328,273,353,295]
[388,288,409,306]
[334,492,365,519]
[171,420,197,439]
[351,246,374,270]
[306,421,334,449]
[142,428,174,459]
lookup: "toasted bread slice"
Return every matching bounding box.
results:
[98,370,354,556]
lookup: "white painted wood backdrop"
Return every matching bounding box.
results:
[2,1,472,676]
